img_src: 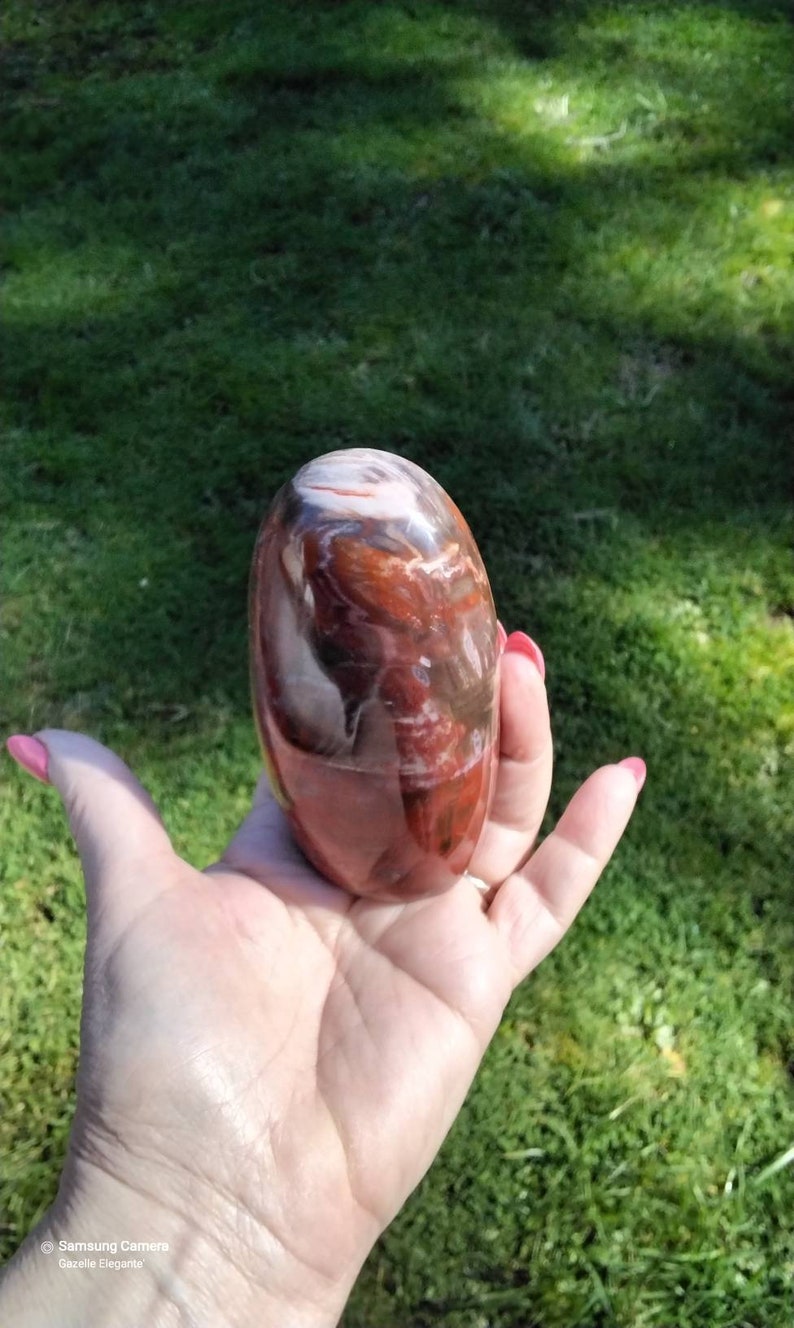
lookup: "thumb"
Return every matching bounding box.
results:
[8,729,177,938]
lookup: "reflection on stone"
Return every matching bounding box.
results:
[250,448,499,900]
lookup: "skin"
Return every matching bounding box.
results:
[0,643,643,1326]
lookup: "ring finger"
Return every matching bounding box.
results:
[467,633,552,887]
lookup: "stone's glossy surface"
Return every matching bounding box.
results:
[250,448,499,900]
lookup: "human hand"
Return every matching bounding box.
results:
[1,633,645,1327]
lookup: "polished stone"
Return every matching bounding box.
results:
[250,448,499,900]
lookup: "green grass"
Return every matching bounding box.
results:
[2,0,793,1322]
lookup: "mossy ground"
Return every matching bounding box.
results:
[1,2,792,1323]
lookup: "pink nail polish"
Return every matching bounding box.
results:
[504,631,545,681]
[497,621,508,652]
[5,735,50,785]
[618,756,646,791]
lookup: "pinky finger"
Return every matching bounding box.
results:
[488,759,646,986]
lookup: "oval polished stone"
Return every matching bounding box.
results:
[249,448,500,901]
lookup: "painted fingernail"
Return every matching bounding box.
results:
[618,756,646,792]
[5,735,50,785]
[504,631,545,681]
[497,620,508,651]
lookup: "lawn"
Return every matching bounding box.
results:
[1,0,793,1323]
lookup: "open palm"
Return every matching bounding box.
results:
[32,646,642,1317]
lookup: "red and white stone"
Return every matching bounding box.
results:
[249,448,500,900]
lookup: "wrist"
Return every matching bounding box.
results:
[0,1154,357,1328]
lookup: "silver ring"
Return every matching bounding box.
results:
[464,871,490,893]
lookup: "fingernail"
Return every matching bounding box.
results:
[618,756,646,792]
[497,620,508,651]
[504,631,545,681]
[5,735,50,785]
